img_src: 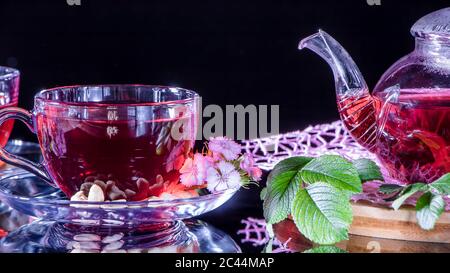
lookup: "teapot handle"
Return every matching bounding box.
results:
[0,107,54,186]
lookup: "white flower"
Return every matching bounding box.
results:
[206,161,241,192]
[208,136,242,161]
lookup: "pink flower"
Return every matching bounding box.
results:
[248,167,262,181]
[179,154,210,187]
[206,161,241,192]
[240,153,262,181]
[208,137,242,161]
[240,153,255,171]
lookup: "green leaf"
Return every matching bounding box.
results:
[353,158,384,182]
[379,184,403,195]
[391,183,427,210]
[260,187,267,201]
[292,182,352,245]
[300,155,362,193]
[415,192,445,230]
[429,173,450,195]
[263,156,313,224]
[303,246,347,253]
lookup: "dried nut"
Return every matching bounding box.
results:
[103,240,124,250]
[102,233,124,244]
[108,185,127,200]
[136,178,150,199]
[84,176,96,183]
[125,189,136,198]
[73,233,101,242]
[156,174,164,184]
[70,191,87,202]
[80,182,93,196]
[93,180,107,192]
[105,180,116,192]
[88,184,105,202]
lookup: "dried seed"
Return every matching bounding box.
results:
[88,184,105,202]
[102,233,124,244]
[105,180,115,192]
[136,178,150,198]
[93,180,107,192]
[80,182,93,196]
[125,189,136,198]
[70,191,87,202]
[156,174,164,184]
[107,185,127,200]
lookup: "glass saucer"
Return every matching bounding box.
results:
[0,140,42,214]
[0,219,241,253]
[0,167,238,226]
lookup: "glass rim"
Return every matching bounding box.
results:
[35,84,199,108]
[0,66,20,81]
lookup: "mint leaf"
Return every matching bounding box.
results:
[415,192,445,230]
[391,183,427,210]
[300,155,362,193]
[292,182,352,245]
[379,184,403,195]
[303,246,347,253]
[429,173,450,195]
[263,157,313,224]
[260,187,267,201]
[353,158,384,182]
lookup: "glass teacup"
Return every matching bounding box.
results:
[0,85,198,201]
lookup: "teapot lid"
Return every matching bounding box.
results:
[411,7,450,39]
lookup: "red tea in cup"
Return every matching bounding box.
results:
[0,85,198,201]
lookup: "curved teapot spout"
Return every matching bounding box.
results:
[299,30,378,151]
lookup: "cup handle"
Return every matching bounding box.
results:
[0,107,54,186]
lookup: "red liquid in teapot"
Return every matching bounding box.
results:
[338,89,449,184]
[36,104,195,199]
[374,89,449,183]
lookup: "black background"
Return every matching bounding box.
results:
[0,0,448,252]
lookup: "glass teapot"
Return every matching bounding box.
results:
[299,8,450,184]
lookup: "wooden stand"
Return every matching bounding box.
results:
[350,202,450,243]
